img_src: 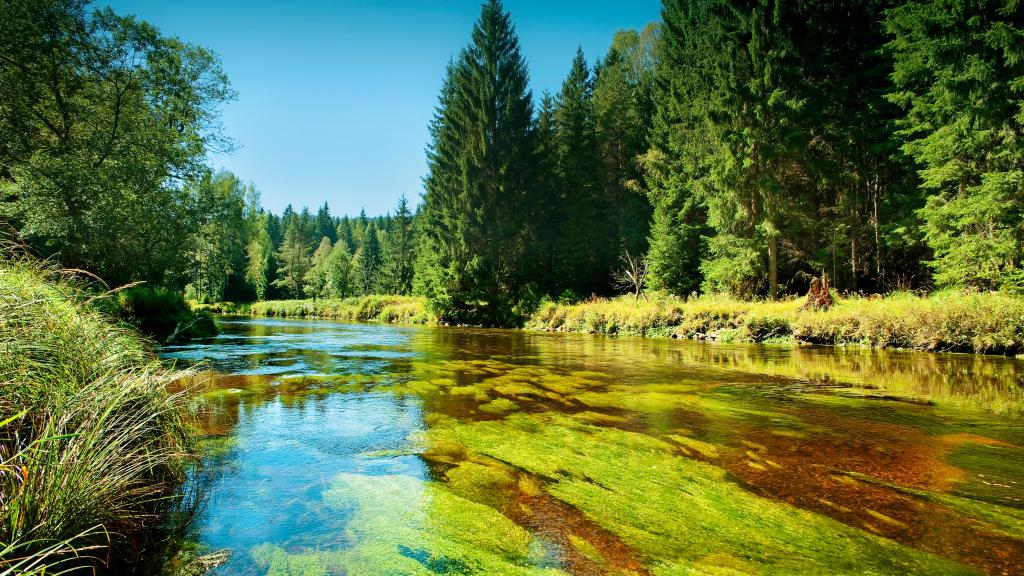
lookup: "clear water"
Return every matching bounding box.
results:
[163,316,1024,575]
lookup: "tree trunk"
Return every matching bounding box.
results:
[768,233,778,300]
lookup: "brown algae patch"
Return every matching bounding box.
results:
[442,412,976,575]
[716,405,1024,575]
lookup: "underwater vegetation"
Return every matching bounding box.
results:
[181,319,1024,576]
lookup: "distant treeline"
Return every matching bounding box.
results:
[1,0,1022,327]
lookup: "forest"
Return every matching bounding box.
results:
[1,0,1022,327]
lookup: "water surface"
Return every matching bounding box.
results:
[163,317,1024,575]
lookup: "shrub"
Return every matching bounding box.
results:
[114,286,217,343]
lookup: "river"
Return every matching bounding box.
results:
[161,316,1024,575]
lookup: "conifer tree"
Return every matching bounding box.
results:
[887,0,1024,290]
[316,203,337,243]
[272,217,312,298]
[352,222,382,295]
[380,196,415,295]
[553,48,607,295]
[593,26,657,265]
[415,0,537,325]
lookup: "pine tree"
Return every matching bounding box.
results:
[415,0,538,325]
[593,26,657,267]
[652,0,811,299]
[553,48,607,295]
[524,91,562,293]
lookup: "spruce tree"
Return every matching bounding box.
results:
[272,218,312,298]
[887,0,1024,290]
[415,0,537,325]
[316,202,337,243]
[304,237,334,297]
[352,222,382,295]
[380,196,415,295]
[553,48,607,295]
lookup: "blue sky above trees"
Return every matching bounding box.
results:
[102,0,660,216]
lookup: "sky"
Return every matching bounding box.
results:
[101,0,662,217]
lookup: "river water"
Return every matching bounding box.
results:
[162,316,1024,576]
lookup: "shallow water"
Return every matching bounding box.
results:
[163,316,1024,575]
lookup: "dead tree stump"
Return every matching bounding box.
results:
[802,272,835,311]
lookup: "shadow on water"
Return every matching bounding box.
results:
[163,317,1024,575]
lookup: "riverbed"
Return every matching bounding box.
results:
[162,316,1024,575]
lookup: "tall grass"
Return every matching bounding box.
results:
[247,295,433,324]
[527,291,1024,354]
[0,253,195,574]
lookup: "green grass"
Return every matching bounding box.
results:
[246,295,434,324]
[0,253,195,574]
[220,290,1024,355]
[527,291,1024,354]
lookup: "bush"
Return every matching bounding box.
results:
[0,254,195,574]
[247,295,433,324]
[114,287,217,343]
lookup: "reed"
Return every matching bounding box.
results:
[0,253,195,574]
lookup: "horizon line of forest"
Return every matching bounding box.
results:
[1,0,1022,326]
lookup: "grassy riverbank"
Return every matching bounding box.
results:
[245,295,434,324]
[0,256,194,574]
[228,291,1024,355]
[530,291,1024,355]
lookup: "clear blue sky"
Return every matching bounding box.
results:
[102,1,661,217]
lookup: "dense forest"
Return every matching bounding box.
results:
[1,0,1022,326]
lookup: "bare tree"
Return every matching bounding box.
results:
[613,250,649,301]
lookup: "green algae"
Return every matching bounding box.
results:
[947,443,1024,508]
[479,397,519,414]
[247,473,569,576]
[443,413,978,575]
[444,460,517,509]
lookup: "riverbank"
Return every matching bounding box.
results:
[231,291,1024,355]
[0,256,195,574]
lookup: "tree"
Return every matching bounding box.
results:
[246,215,273,301]
[380,196,415,294]
[887,0,1024,290]
[593,25,658,267]
[0,0,233,286]
[553,48,607,295]
[186,171,246,303]
[351,222,382,295]
[272,218,312,298]
[415,0,538,325]
[304,236,334,297]
[316,202,337,243]
[651,0,811,299]
[321,242,353,298]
